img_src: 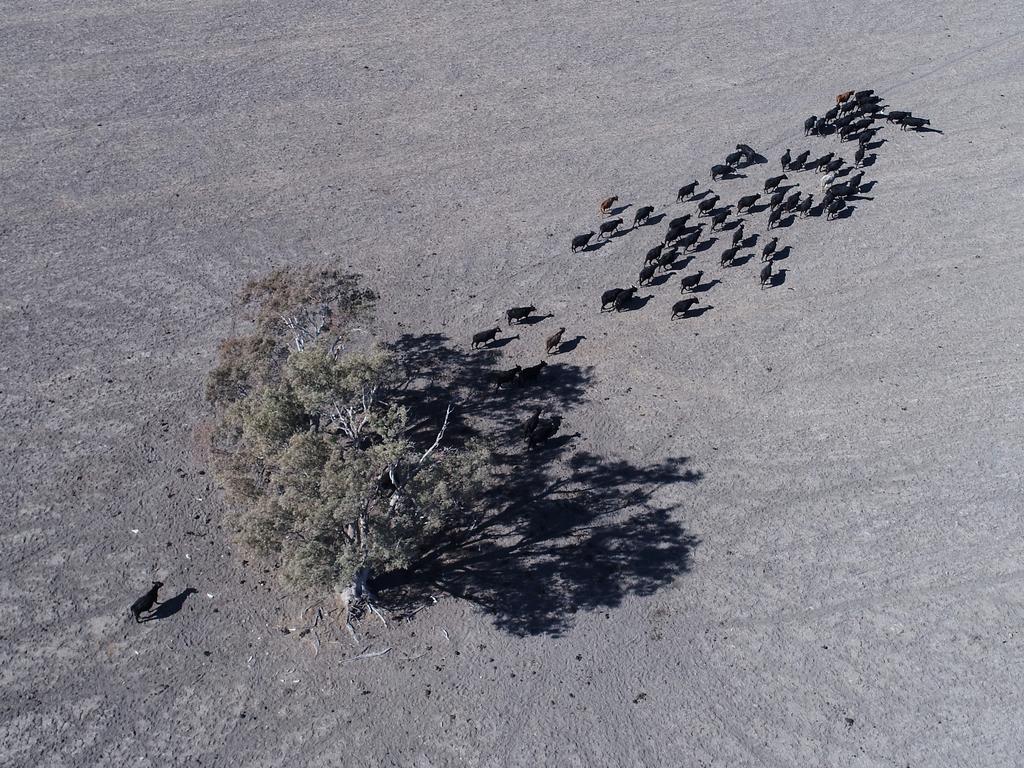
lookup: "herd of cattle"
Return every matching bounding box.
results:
[471,88,933,448]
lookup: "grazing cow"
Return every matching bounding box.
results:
[731,223,745,247]
[638,264,657,286]
[710,208,732,231]
[506,305,536,325]
[901,116,931,130]
[764,174,787,192]
[645,243,665,265]
[671,297,700,319]
[697,195,720,216]
[527,416,561,447]
[676,180,698,201]
[679,228,703,252]
[803,116,817,136]
[886,110,911,123]
[759,262,773,288]
[826,199,846,220]
[633,205,655,227]
[769,189,785,210]
[472,327,501,349]
[725,150,744,167]
[571,232,595,252]
[545,327,565,354]
[766,206,783,229]
[599,196,618,215]
[720,246,740,267]
[600,288,627,311]
[130,581,163,623]
[710,164,734,180]
[780,148,792,170]
[796,194,814,216]
[762,237,778,261]
[792,150,810,170]
[518,361,547,384]
[494,365,522,390]
[679,270,704,293]
[598,218,623,239]
[836,90,855,104]
[783,191,801,213]
[523,407,543,437]
[736,193,760,212]
[613,287,637,312]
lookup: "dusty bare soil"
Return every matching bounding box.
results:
[3,1,1024,765]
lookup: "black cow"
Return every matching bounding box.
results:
[472,327,501,348]
[671,297,700,319]
[506,305,536,325]
[679,270,704,293]
[598,218,623,239]
[130,582,164,623]
[764,174,788,192]
[676,180,698,201]
[633,205,655,227]
[571,232,594,252]
[736,193,761,212]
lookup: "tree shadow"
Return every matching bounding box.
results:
[380,333,703,636]
[144,588,198,622]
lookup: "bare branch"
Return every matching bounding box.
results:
[416,402,454,468]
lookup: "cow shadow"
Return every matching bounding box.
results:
[556,335,586,354]
[771,245,792,261]
[642,213,666,228]
[692,279,721,293]
[727,254,754,267]
[768,269,788,287]
[145,588,198,622]
[512,314,553,327]
[683,305,714,318]
[480,335,520,349]
[691,239,715,253]
[608,204,632,216]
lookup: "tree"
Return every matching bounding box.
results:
[205,267,491,616]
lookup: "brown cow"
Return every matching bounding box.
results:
[836,90,855,104]
[599,196,619,215]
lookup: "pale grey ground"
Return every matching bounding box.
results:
[2,1,1024,765]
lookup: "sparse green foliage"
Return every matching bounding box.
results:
[205,267,492,595]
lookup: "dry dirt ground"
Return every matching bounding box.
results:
[3,1,1024,766]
